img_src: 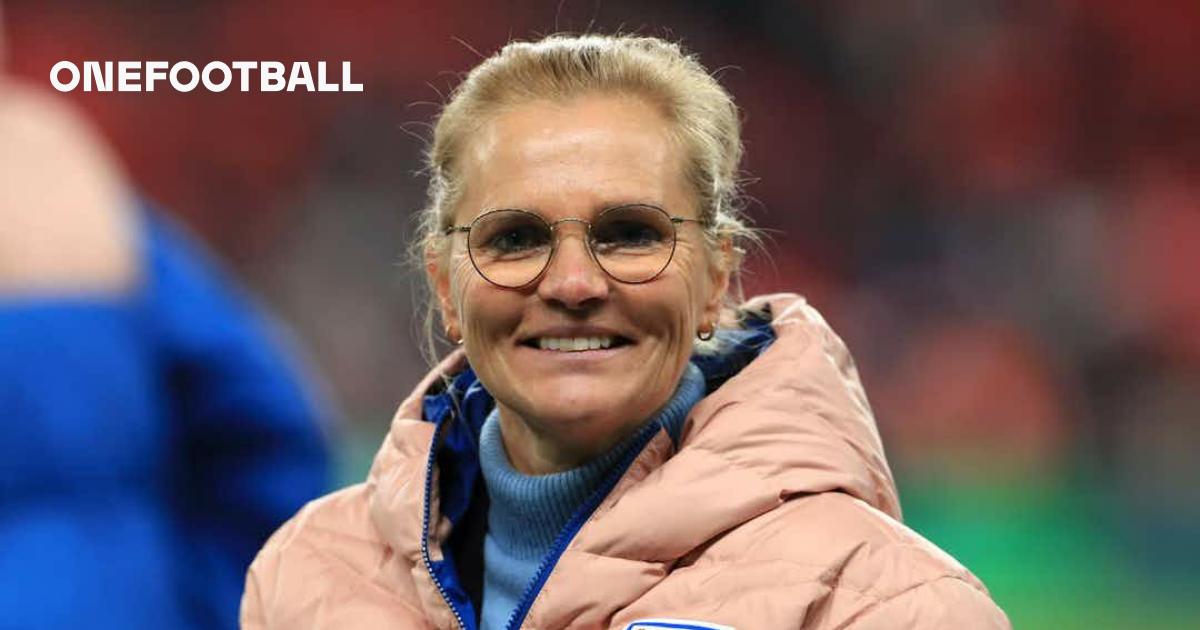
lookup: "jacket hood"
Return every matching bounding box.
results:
[685,293,900,518]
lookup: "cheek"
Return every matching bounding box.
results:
[638,266,708,352]
[447,249,482,310]
[451,255,522,342]
[449,256,483,331]
[670,244,714,323]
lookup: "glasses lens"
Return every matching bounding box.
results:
[468,210,553,287]
[590,205,676,283]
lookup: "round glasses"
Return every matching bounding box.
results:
[444,204,705,288]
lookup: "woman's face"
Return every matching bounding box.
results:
[430,94,728,471]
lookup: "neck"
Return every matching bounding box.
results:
[491,362,707,475]
[495,406,632,474]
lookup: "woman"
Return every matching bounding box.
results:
[242,34,1010,629]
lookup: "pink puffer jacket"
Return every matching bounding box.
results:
[242,294,1010,629]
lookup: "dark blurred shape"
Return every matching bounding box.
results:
[0,79,331,629]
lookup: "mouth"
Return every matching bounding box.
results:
[520,335,634,352]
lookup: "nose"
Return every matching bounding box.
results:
[536,224,610,310]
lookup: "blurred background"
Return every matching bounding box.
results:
[4,1,1198,627]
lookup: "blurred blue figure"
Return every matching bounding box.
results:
[0,81,331,629]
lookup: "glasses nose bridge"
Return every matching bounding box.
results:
[543,215,605,276]
[547,216,594,252]
[548,216,591,234]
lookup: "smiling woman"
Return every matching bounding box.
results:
[242,34,1011,630]
[432,94,727,475]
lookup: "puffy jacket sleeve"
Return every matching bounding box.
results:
[241,556,269,630]
[239,515,294,630]
[843,576,1011,630]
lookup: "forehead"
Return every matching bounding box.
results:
[455,95,690,222]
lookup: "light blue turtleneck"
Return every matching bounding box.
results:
[477,362,706,629]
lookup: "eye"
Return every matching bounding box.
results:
[470,210,552,259]
[487,223,549,253]
[592,206,672,254]
[594,221,662,248]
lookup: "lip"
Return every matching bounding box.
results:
[514,342,631,363]
[516,325,635,347]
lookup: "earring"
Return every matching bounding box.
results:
[697,323,715,341]
[445,324,464,345]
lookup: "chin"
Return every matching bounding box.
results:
[529,396,612,425]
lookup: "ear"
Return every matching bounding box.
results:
[425,243,461,341]
[702,237,734,326]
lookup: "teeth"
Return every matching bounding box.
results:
[537,336,615,352]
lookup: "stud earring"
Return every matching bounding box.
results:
[697,323,715,341]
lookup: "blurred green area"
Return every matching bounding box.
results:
[898,467,1200,629]
[335,426,384,488]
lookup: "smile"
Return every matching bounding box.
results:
[536,336,616,352]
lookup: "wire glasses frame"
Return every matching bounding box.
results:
[443,204,707,288]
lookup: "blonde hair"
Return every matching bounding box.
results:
[415,33,758,360]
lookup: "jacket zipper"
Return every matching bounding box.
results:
[421,413,470,630]
[504,422,662,630]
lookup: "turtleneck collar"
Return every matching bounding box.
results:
[478,361,705,559]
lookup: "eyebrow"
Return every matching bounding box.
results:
[482,200,667,217]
